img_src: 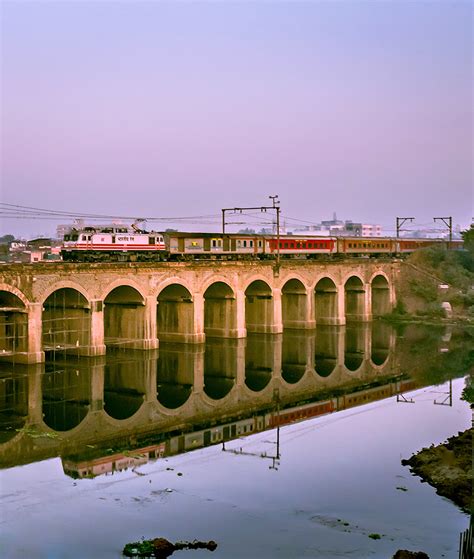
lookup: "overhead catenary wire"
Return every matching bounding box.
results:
[0,202,462,237]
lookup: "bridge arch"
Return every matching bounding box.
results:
[281,278,307,329]
[344,275,366,322]
[39,281,92,307]
[314,277,339,325]
[203,281,237,338]
[42,288,91,354]
[371,274,391,317]
[103,285,146,349]
[157,283,194,343]
[0,288,28,355]
[245,279,274,334]
[0,284,29,307]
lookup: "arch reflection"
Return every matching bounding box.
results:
[104,352,148,419]
[0,365,28,442]
[157,344,194,409]
[42,361,91,431]
[371,322,391,366]
[282,331,310,384]
[204,339,238,399]
[344,325,365,371]
[245,334,274,391]
[314,326,339,377]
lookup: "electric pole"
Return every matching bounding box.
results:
[221,196,281,266]
[433,216,452,247]
[396,217,415,238]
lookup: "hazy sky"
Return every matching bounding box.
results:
[1,0,472,238]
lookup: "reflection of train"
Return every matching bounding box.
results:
[63,377,417,479]
[61,224,463,262]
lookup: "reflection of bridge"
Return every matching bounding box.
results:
[0,325,398,468]
[0,260,397,363]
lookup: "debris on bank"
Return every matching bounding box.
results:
[392,551,429,559]
[401,428,472,513]
[123,537,217,558]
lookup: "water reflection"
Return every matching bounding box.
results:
[0,365,28,442]
[314,326,339,377]
[344,324,366,371]
[42,362,91,431]
[0,323,471,475]
[104,351,148,419]
[204,339,238,399]
[246,334,275,391]
[371,321,391,366]
[157,345,194,409]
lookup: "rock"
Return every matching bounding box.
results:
[440,302,452,318]
[401,428,472,513]
[152,538,175,557]
[392,550,430,558]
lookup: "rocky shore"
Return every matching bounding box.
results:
[402,428,472,513]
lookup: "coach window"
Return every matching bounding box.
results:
[243,240,247,248]
[149,237,155,245]
[258,240,262,248]
[279,242,283,248]
[212,239,217,248]
[249,240,253,247]
[112,236,116,244]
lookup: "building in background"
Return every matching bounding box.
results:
[289,214,382,237]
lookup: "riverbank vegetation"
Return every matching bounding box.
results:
[390,229,474,322]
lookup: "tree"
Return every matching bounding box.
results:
[461,226,474,254]
[0,234,14,244]
[460,226,474,272]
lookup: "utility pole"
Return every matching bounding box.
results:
[221,196,281,266]
[269,195,281,268]
[433,216,452,248]
[396,217,415,238]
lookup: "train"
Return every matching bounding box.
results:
[60,223,463,262]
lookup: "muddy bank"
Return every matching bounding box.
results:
[402,428,472,513]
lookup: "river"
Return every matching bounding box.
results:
[0,323,472,558]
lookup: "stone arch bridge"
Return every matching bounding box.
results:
[0,260,399,363]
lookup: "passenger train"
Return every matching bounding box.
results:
[61,224,462,262]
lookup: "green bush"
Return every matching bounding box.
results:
[408,278,438,302]
[393,300,407,315]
